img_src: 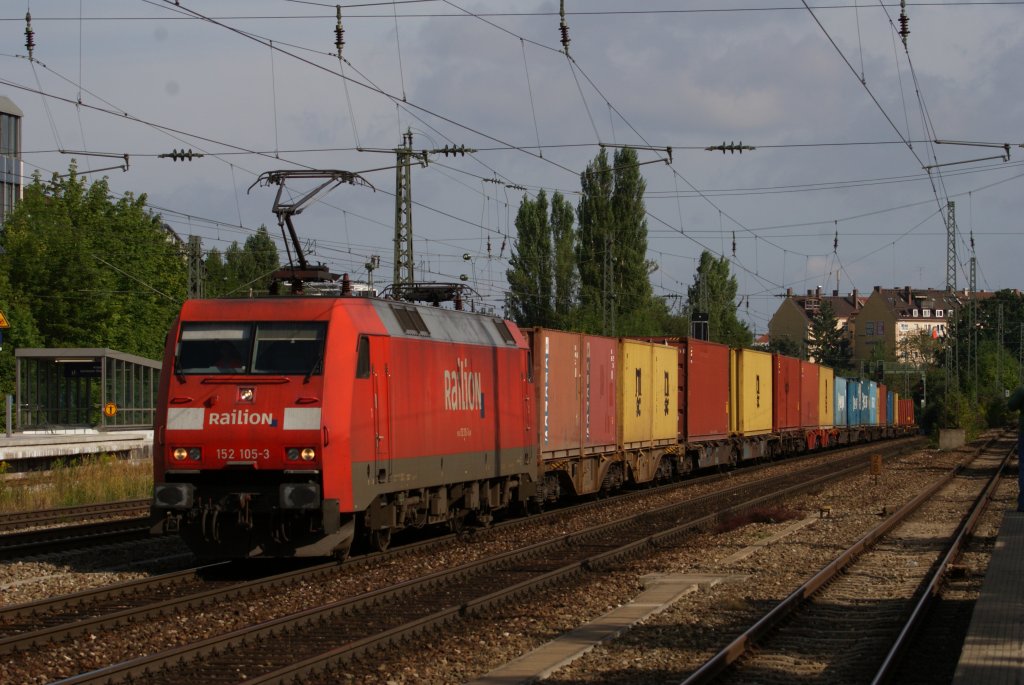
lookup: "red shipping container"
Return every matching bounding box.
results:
[531,328,617,460]
[800,361,819,428]
[773,354,802,431]
[878,383,888,427]
[635,337,730,442]
[684,338,731,441]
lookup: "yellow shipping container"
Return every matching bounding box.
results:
[730,348,773,435]
[618,339,678,448]
[818,365,835,429]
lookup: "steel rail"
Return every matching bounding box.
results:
[680,434,1007,685]
[0,517,153,559]
[869,440,1015,684]
[0,499,150,532]
[54,444,901,685]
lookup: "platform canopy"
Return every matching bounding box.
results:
[14,348,161,431]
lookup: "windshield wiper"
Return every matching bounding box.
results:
[304,354,324,384]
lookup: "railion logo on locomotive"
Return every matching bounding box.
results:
[208,409,278,427]
[444,358,484,414]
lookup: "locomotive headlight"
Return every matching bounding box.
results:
[286,447,300,461]
[173,447,201,462]
[300,448,316,461]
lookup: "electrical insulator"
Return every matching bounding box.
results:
[25,11,35,60]
[899,1,910,46]
[732,232,736,257]
[559,0,571,55]
[833,229,838,253]
[335,5,345,58]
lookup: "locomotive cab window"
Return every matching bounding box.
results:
[176,323,252,374]
[356,336,370,379]
[176,322,326,376]
[252,323,327,375]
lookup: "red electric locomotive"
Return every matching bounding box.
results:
[150,295,537,558]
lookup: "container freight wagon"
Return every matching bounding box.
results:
[618,339,679,486]
[898,398,916,427]
[640,337,732,473]
[772,354,806,454]
[530,328,617,499]
[772,354,801,442]
[803,362,833,449]
[730,348,774,461]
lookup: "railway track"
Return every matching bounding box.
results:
[0,500,152,559]
[0,499,149,533]
[26,442,917,685]
[682,434,1013,685]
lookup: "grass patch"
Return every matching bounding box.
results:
[0,455,152,512]
[714,505,802,534]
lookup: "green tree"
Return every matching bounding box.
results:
[575,149,614,332]
[806,300,851,370]
[575,147,661,335]
[685,251,752,348]
[506,191,554,327]
[767,336,804,358]
[203,225,280,297]
[550,191,578,329]
[1,166,186,360]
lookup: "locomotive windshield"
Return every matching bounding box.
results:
[176,322,326,376]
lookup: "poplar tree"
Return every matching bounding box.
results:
[686,251,753,348]
[550,191,578,329]
[576,147,660,335]
[506,190,554,327]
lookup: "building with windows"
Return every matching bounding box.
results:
[0,95,23,226]
[768,286,865,360]
[854,286,965,364]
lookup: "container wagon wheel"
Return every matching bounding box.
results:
[370,527,391,552]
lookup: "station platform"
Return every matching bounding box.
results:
[953,510,1024,684]
[0,430,153,474]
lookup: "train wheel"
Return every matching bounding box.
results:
[370,527,391,552]
[448,508,467,535]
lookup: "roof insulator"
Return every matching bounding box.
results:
[25,11,35,60]
[559,0,571,55]
[335,5,345,58]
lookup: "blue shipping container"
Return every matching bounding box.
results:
[887,391,895,425]
[834,376,848,427]
[865,381,878,425]
[846,379,862,426]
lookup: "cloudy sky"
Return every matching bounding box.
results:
[2,1,1022,333]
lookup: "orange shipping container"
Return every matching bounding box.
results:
[531,329,617,461]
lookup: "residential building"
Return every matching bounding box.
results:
[0,95,22,226]
[768,286,864,360]
[854,286,965,364]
